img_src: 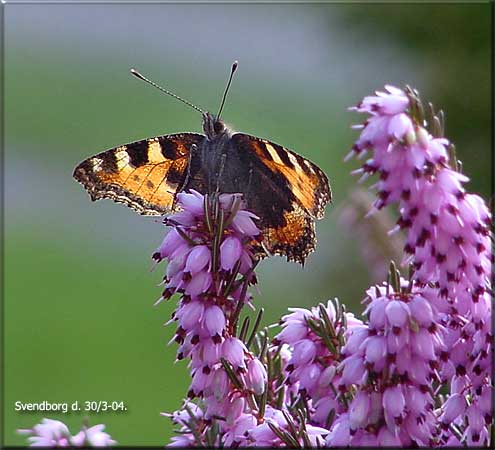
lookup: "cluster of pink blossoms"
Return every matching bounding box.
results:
[18,419,115,447]
[154,190,267,446]
[346,86,492,446]
[330,280,446,446]
[273,301,362,428]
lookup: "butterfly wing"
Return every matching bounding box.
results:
[73,133,205,216]
[231,133,331,263]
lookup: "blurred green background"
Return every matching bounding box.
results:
[4,2,491,447]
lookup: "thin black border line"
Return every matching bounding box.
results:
[1,1,493,449]
[1,1,5,448]
[491,1,495,447]
[1,0,493,4]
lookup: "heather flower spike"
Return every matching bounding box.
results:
[347,85,492,446]
[155,191,273,446]
[331,265,445,446]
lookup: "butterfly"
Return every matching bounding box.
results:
[73,63,331,264]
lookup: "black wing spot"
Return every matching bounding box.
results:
[167,166,183,184]
[100,153,118,173]
[159,137,179,159]
[126,140,150,167]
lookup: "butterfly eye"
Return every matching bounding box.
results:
[214,121,225,134]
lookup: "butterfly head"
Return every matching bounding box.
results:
[202,112,228,140]
[202,61,238,141]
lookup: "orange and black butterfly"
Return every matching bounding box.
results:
[73,63,331,264]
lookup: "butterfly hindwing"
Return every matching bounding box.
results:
[73,133,205,216]
[252,203,317,265]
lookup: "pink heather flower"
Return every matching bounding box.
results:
[220,236,243,271]
[185,270,212,296]
[377,427,402,446]
[165,402,210,447]
[168,434,197,447]
[231,210,261,236]
[385,299,410,327]
[176,299,204,331]
[204,304,225,337]
[18,419,71,447]
[245,357,267,395]
[224,395,246,425]
[222,337,247,369]
[349,86,492,308]
[340,353,366,385]
[348,391,370,429]
[18,419,115,447]
[211,366,230,400]
[383,385,406,423]
[155,228,184,260]
[155,87,492,447]
[177,190,205,216]
[306,425,329,446]
[358,85,410,115]
[291,339,317,365]
[184,244,210,274]
[71,424,116,447]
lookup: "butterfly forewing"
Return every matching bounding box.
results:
[73,133,204,216]
[233,134,331,219]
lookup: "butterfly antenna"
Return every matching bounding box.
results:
[130,68,204,114]
[216,61,238,120]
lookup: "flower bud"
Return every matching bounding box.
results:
[349,391,371,429]
[383,385,405,419]
[203,305,226,337]
[220,236,242,271]
[222,338,246,369]
[385,300,410,327]
[184,245,210,274]
[291,339,317,366]
[246,358,267,395]
[441,393,466,424]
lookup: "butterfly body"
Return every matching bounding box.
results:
[74,111,331,263]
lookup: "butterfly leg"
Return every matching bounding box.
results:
[182,144,196,191]
[246,167,254,198]
[215,153,228,195]
[172,143,197,211]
